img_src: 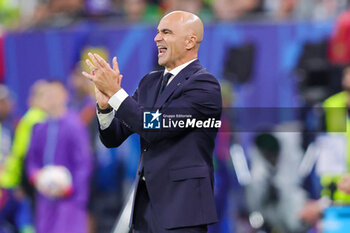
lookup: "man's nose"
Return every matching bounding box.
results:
[154,33,162,42]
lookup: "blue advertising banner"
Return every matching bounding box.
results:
[4,21,334,117]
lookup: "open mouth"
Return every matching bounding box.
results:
[158,46,167,56]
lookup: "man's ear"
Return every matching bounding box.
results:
[185,35,197,50]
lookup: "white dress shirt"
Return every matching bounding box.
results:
[97,59,197,130]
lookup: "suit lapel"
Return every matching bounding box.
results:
[154,60,201,109]
[150,72,163,107]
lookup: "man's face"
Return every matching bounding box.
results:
[46,83,68,117]
[154,16,187,70]
[0,98,12,121]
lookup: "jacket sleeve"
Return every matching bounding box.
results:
[98,89,138,148]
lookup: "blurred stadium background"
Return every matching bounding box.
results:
[2,0,350,233]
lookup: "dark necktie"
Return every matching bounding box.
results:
[159,73,173,94]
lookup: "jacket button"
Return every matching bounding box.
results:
[143,148,147,152]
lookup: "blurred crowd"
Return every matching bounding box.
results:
[2,57,350,233]
[1,0,350,29]
[0,65,138,233]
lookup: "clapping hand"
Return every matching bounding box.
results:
[82,53,123,108]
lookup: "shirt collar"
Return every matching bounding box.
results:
[163,58,197,77]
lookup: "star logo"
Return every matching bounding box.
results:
[150,109,161,122]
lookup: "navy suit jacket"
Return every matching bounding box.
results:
[99,60,222,229]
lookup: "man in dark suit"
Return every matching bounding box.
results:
[82,11,222,233]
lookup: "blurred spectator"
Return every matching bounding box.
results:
[0,85,34,233]
[0,84,14,163]
[0,84,14,186]
[161,0,213,22]
[68,64,129,233]
[316,65,350,203]
[0,80,49,190]
[246,132,308,233]
[263,0,298,20]
[0,81,49,233]
[209,80,234,233]
[275,0,298,19]
[208,81,252,233]
[26,81,92,233]
[120,0,162,23]
[17,0,40,26]
[122,0,147,22]
[69,64,95,128]
[68,63,99,233]
[298,65,350,226]
[328,9,350,65]
[311,0,348,21]
[323,65,350,134]
[32,0,84,26]
[69,63,97,233]
[161,0,202,15]
[89,142,127,233]
[213,0,262,21]
[0,0,20,28]
[0,188,35,233]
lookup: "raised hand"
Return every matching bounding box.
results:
[82,53,123,99]
[94,85,110,109]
